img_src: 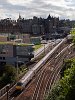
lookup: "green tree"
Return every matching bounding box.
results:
[60,59,73,77]
[45,59,75,100]
[70,28,75,45]
[0,64,17,88]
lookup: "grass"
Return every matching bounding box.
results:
[34,44,43,50]
[18,65,28,79]
[0,42,34,46]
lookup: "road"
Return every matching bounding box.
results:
[33,39,62,59]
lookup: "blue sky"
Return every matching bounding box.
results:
[0,0,75,20]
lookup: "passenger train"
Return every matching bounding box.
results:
[15,35,72,91]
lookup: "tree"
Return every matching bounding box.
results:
[0,64,17,88]
[60,59,73,77]
[45,59,75,100]
[70,28,75,45]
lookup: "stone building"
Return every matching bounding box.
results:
[0,14,69,39]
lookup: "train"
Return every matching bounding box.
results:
[66,34,73,43]
[15,36,70,91]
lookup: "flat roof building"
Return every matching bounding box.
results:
[0,42,34,66]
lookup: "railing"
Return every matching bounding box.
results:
[0,82,15,98]
[0,84,10,97]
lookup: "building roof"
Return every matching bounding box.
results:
[0,42,34,46]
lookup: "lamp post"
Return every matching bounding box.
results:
[6,84,10,100]
[51,41,53,50]
[44,43,45,56]
[16,56,19,80]
[49,42,51,51]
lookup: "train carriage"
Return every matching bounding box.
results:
[16,70,34,91]
[15,38,68,91]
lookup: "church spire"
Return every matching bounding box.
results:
[19,13,21,19]
[47,14,51,20]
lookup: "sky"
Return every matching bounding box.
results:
[0,0,75,20]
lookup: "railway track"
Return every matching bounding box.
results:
[0,42,56,100]
[31,45,69,100]
[0,39,71,100]
[10,56,55,100]
[11,42,71,100]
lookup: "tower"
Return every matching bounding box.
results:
[47,14,52,20]
[18,13,22,20]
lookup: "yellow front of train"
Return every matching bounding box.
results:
[16,82,23,91]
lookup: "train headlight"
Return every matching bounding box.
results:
[16,86,22,90]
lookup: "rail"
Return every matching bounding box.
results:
[32,43,73,100]
[0,38,67,99]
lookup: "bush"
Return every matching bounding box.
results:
[0,64,17,88]
[45,59,75,100]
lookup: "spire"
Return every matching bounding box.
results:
[47,14,51,20]
[19,13,21,19]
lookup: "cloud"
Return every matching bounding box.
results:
[0,0,75,20]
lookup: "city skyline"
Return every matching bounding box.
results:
[0,0,75,20]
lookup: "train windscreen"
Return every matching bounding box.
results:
[17,82,23,86]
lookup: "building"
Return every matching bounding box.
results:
[30,37,41,45]
[0,14,71,39]
[0,35,8,42]
[0,33,31,43]
[0,42,34,66]
[21,34,30,43]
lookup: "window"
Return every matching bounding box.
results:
[17,82,23,86]
[3,57,5,60]
[0,57,2,59]
[1,51,6,54]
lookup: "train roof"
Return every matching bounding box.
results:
[19,70,33,83]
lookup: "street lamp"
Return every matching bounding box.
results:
[44,43,45,55]
[16,56,19,80]
[6,84,10,100]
